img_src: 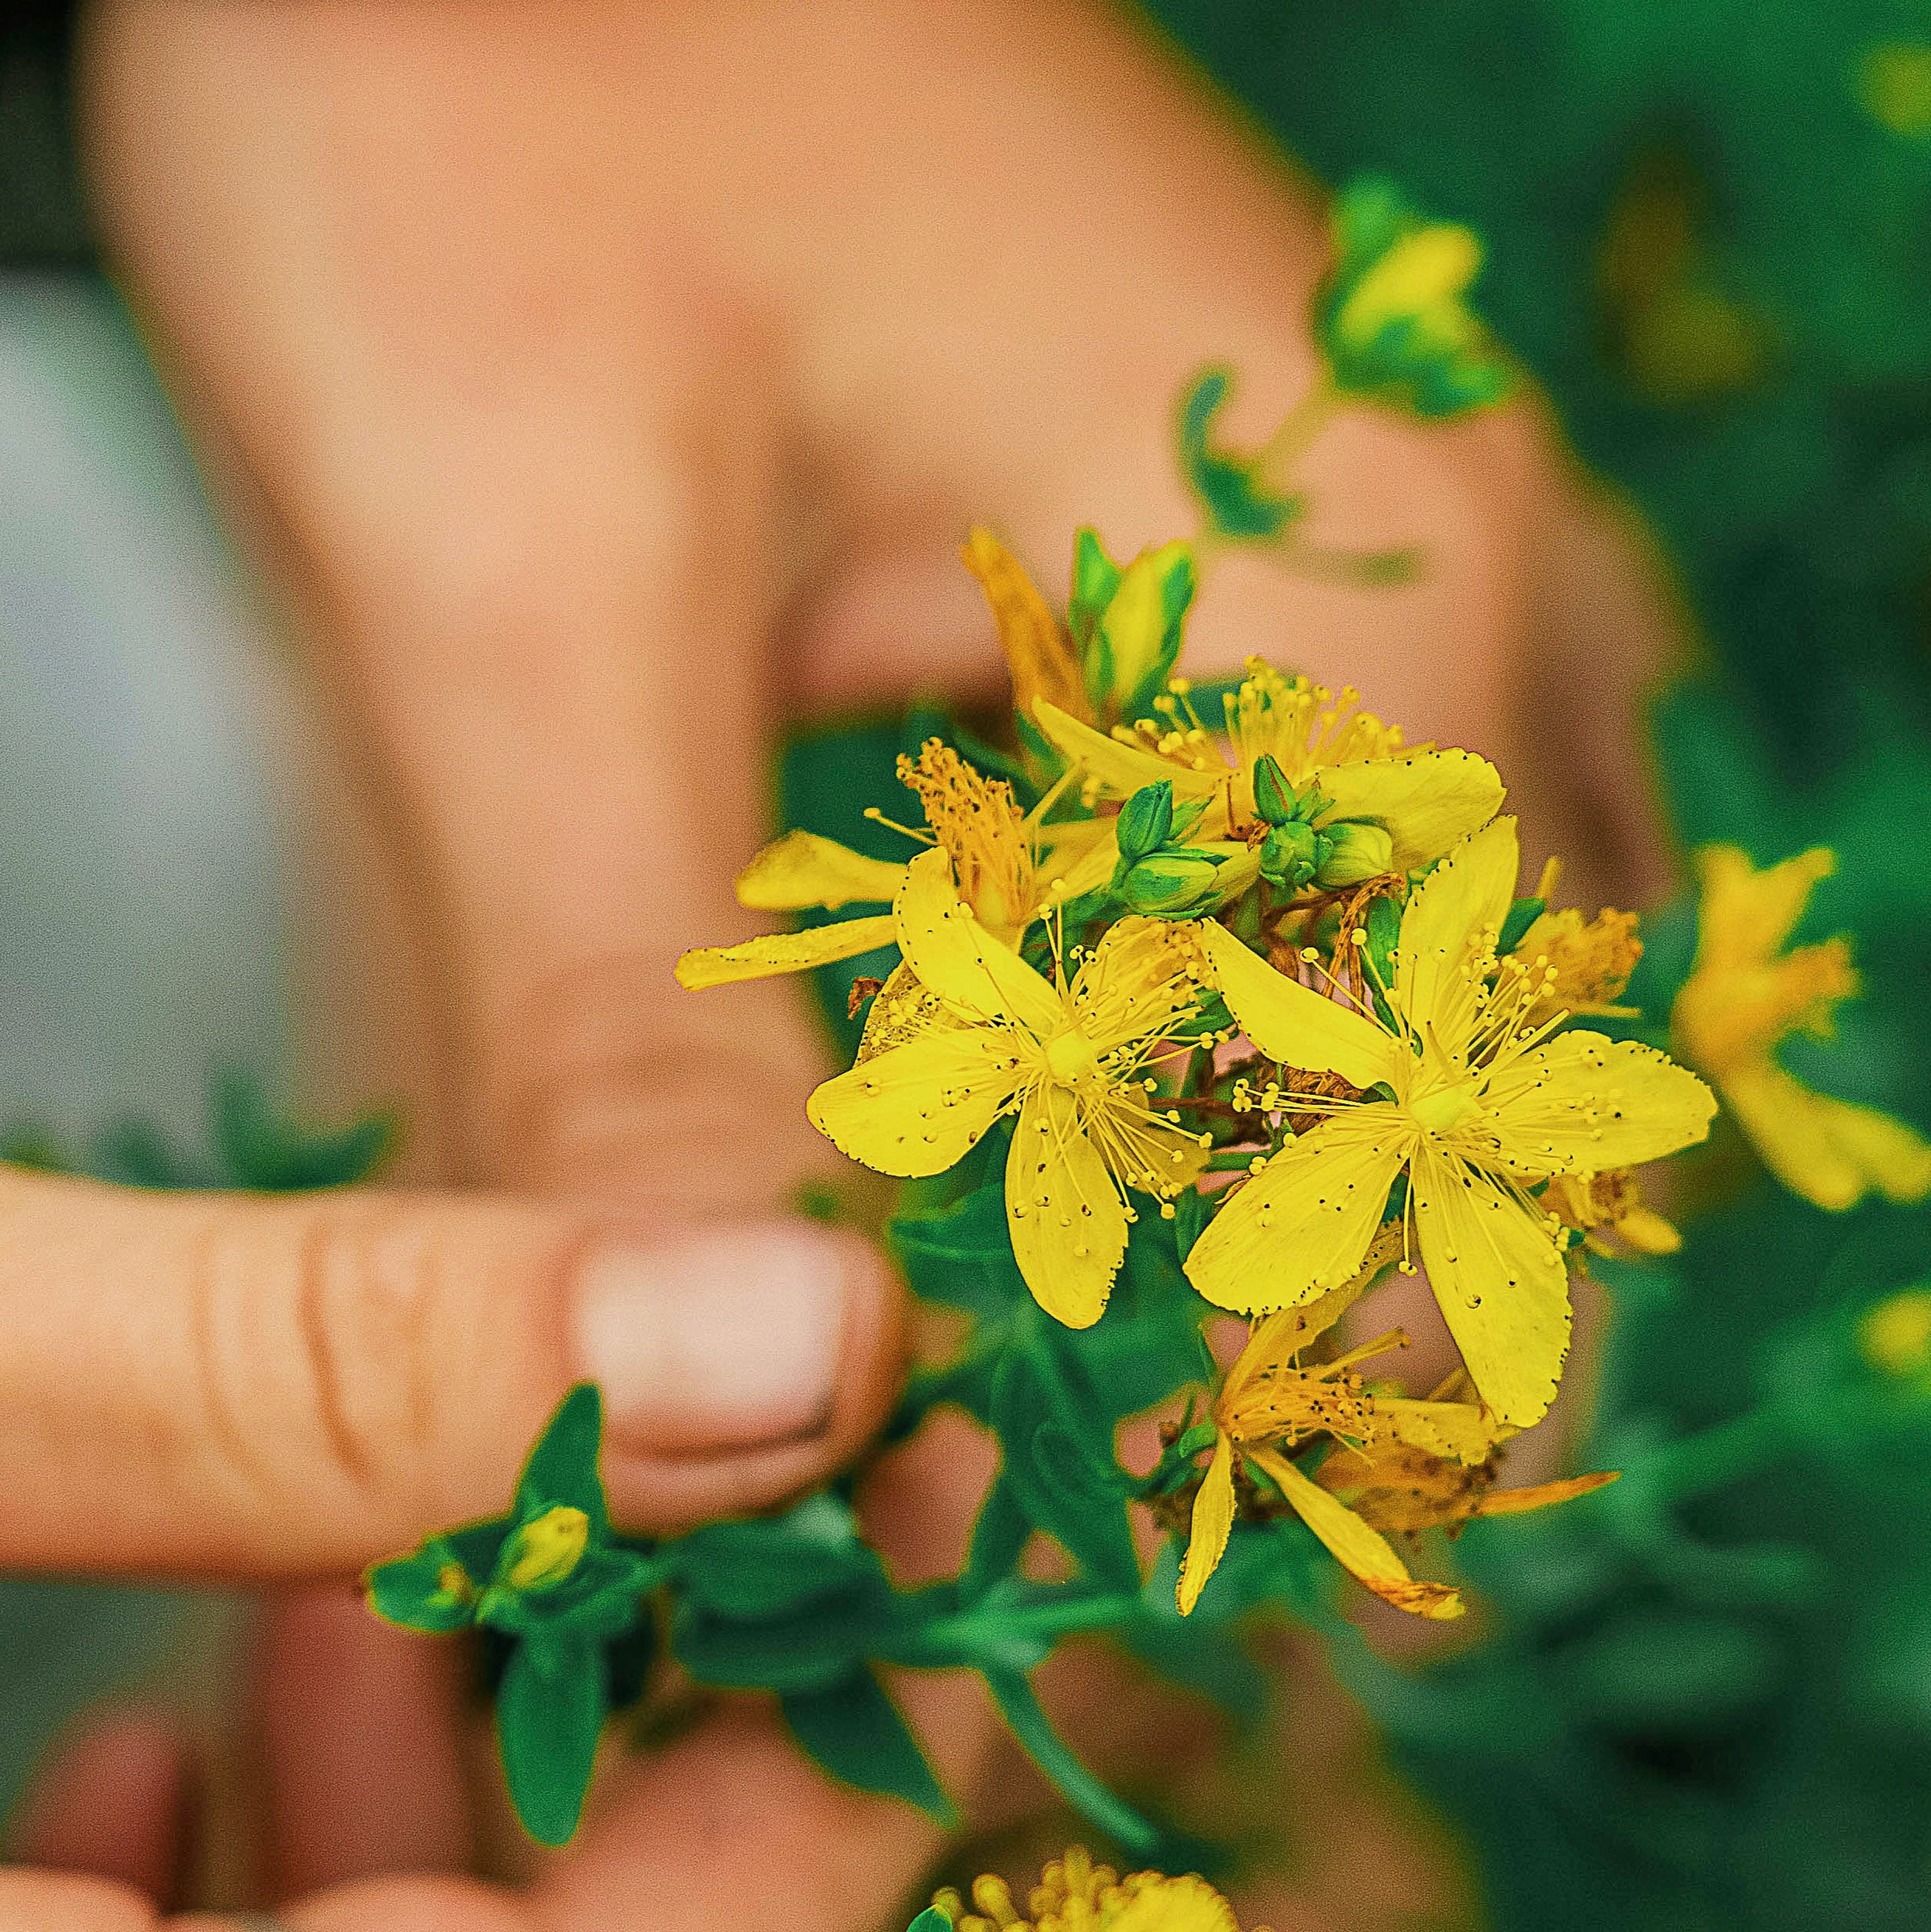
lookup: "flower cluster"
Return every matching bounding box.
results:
[680,519,1717,1621]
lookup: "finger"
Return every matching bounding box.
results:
[256,1584,473,1900]
[0,1166,904,1573]
[0,1872,159,1932]
[10,1713,190,1905]
[83,3,832,1212]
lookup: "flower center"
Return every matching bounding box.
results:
[1044,1025,1104,1085]
[1407,1076,1481,1135]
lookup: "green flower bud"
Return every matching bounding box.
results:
[1260,819,1320,889]
[1116,780,1176,865]
[1120,850,1225,916]
[1314,821,1395,888]
[1071,528,1196,719]
[502,1504,591,1594]
[1251,753,1300,828]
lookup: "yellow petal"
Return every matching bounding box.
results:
[1725,1063,1931,1210]
[733,832,909,912]
[1005,1081,1131,1327]
[895,847,1062,1036]
[1316,748,1505,874]
[961,526,1091,725]
[1412,1147,1570,1429]
[1394,816,1520,1062]
[1176,1432,1238,1616]
[1479,1031,1716,1175]
[1614,1205,1683,1255]
[1378,1397,1498,1466]
[674,914,898,989]
[1184,1112,1408,1315]
[1249,1446,1464,1620]
[1473,1468,1620,1518]
[1031,700,1219,801]
[1236,1222,1407,1378]
[807,1027,1022,1178]
[1691,844,1835,971]
[1197,921,1402,1090]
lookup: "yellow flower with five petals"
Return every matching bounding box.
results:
[806,847,1207,1326]
[1184,817,1716,1428]
[1673,845,1931,1210]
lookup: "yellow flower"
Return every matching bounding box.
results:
[675,740,1111,989]
[1032,657,1503,889]
[806,849,1207,1326]
[933,1845,1250,1932]
[1672,845,1931,1211]
[1176,1228,1475,1620]
[1184,818,1716,1428]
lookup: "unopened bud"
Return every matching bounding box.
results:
[502,1504,591,1594]
[1120,850,1223,916]
[1315,821,1395,887]
[1116,780,1176,865]
[1251,753,1299,827]
[1260,820,1320,889]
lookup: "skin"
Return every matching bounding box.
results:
[3,1,1674,1925]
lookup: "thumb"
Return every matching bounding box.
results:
[0,1167,902,1577]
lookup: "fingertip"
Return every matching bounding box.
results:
[583,1219,908,1534]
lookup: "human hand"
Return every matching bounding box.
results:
[2,1,1679,1925]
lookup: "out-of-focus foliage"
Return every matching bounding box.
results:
[1135,4,1931,1926]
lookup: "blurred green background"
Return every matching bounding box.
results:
[6,2,1931,1924]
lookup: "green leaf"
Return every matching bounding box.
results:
[675,1492,887,1621]
[962,1473,1034,1599]
[982,1667,1165,1860]
[497,1636,607,1846]
[366,1537,477,1634]
[906,1912,955,1932]
[515,1384,608,1529]
[1497,896,1547,956]
[1178,367,1301,543]
[782,1667,958,1825]
[212,1069,397,1191]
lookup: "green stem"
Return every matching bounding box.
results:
[1256,372,1341,491]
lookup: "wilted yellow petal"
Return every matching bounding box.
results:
[1473,1469,1620,1518]
[734,832,908,912]
[1249,1446,1463,1620]
[1316,748,1505,874]
[1197,920,1401,1090]
[1176,1432,1238,1616]
[1031,700,1214,801]
[1185,1112,1407,1315]
[1479,1031,1716,1176]
[1394,816,1520,1062]
[1005,1081,1130,1328]
[807,1027,1023,1178]
[1411,1147,1570,1430]
[962,527,1091,726]
[674,914,898,989]
[895,848,1061,1036]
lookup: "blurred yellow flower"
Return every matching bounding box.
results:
[807,849,1206,1326]
[1673,845,1931,1210]
[1186,818,1715,1427]
[932,1845,1249,1932]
